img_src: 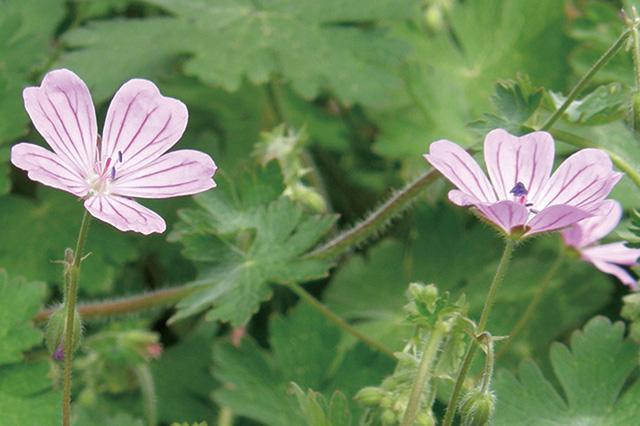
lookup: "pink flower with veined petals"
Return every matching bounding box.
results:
[424,129,622,237]
[11,69,217,234]
[562,200,640,289]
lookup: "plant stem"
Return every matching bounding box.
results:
[286,282,395,359]
[218,407,234,426]
[442,238,515,426]
[400,329,444,426]
[305,168,438,259]
[134,365,158,426]
[62,210,91,426]
[478,334,495,394]
[549,129,640,189]
[497,253,564,358]
[541,29,631,131]
[35,284,200,324]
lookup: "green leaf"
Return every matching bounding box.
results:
[170,170,336,325]
[152,325,218,424]
[290,384,352,426]
[493,317,640,425]
[0,189,138,296]
[212,305,393,425]
[60,0,416,107]
[373,0,570,160]
[0,270,60,425]
[549,83,628,125]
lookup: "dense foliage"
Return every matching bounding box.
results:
[2,0,640,425]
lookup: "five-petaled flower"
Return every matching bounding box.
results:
[11,69,217,234]
[562,200,640,289]
[424,129,622,237]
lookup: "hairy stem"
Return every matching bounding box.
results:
[62,211,91,426]
[286,282,395,359]
[541,28,631,131]
[36,284,200,324]
[400,328,444,426]
[134,365,158,426]
[442,238,515,426]
[305,168,438,259]
[497,253,564,358]
[549,129,640,189]
[218,407,235,426]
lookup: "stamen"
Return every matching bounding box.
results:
[102,157,112,176]
[118,151,123,163]
[509,182,528,197]
[111,166,116,180]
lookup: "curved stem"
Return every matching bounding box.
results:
[442,238,515,426]
[62,210,91,426]
[497,253,564,358]
[400,329,443,426]
[36,284,199,324]
[134,365,158,426]
[286,282,395,359]
[305,168,438,259]
[218,407,235,426]
[541,28,631,131]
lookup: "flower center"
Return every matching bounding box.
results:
[87,151,123,196]
[510,182,538,214]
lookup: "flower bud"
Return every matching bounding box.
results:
[45,306,82,359]
[355,386,385,406]
[381,409,396,425]
[459,388,495,426]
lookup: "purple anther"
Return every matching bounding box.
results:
[118,151,123,162]
[510,182,528,197]
[111,166,116,180]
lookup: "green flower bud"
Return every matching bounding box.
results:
[416,411,436,426]
[381,409,396,425]
[45,306,82,360]
[355,386,385,406]
[459,388,495,426]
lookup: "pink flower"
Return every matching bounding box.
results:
[562,200,640,289]
[11,69,217,234]
[424,129,622,237]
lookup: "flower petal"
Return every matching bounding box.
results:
[11,143,87,196]
[84,195,166,234]
[525,205,592,236]
[448,189,481,206]
[23,69,98,176]
[424,140,496,203]
[588,259,638,289]
[474,200,528,234]
[535,148,621,211]
[111,150,217,198]
[483,129,555,201]
[562,199,622,248]
[101,79,188,176]
[582,242,640,266]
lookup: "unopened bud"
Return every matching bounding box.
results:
[381,409,396,425]
[416,411,436,426]
[459,388,495,426]
[45,306,82,360]
[355,386,385,406]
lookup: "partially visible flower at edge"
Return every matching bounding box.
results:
[424,129,622,238]
[11,69,217,234]
[562,200,640,290]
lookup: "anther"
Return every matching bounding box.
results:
[509,182,528,197]
[118,151,123,162]
[111,166,116,180]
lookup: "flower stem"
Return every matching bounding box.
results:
[442,238,515,426]
[62,210,91,426]
[134,365,158,426]
[400,328,444,426]
[35,284,200,324]
[286,282,395,359]
[497,253,564,359]
[217,407,235,426]
[305,168,438,259]
[541,28,631,131]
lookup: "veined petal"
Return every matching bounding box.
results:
[11,143,87,196]
[588,259,638,289]
[84,195,166,235]
[101,79,188,176]
[23,69,98,176]
[448,189,481,206]
[424,140,496,203]
[535,148,621,210]
[582,242,640,266]
[475,200,528,234]
[483,129,554,201]
[562,199,622,248]
[111,150,216,198]
[525,205,592,236]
